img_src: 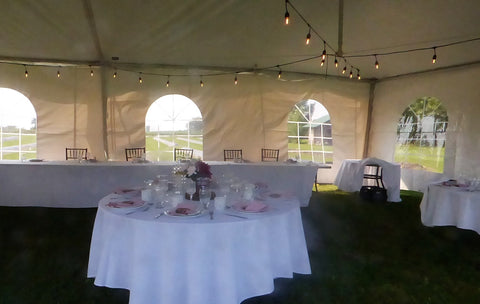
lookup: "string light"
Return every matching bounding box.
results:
[138,73,143,84]
[89,65,94,76]
[166,76,170,87]
[432,47,437,64]
[342,59,347,74]
[305,26,311,45]
[334,56,338,68]
[349,69,353,79]
[322,41,327,60]
[284,0,290,25]
[234,74,238,85]
[113,69,117,78]
[200,78,204,87]
[374,55,379,69]
[277,66,282,79]
[320,59,325,67]
[24,65,28,78]
[357,69,361,80]
[57,67,61,78]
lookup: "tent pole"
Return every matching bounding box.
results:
[363,82,376,158]
[101,68,109,160]
[337,0,344,56]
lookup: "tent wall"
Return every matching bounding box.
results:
[0,64,104,160]
[368,63,480,191]
[105,69,370,182]
[0,65,370,183]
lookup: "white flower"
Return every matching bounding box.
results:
[187,165,196,175]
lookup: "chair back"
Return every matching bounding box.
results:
[224,149,243,161]
[174,148,194,161]
[66,148,88,160]
[362,164,385,188]
[261,148,279,162]
[125,147,146,161]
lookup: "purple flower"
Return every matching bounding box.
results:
[195,161,212,178]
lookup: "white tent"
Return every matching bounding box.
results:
[1,0,480,189]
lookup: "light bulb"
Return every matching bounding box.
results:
[113,71,117,78]
[24,66,28,78]
[374,55,379,69]
[357,71,361,80]
[278,70,282,79]
[349,70,353,78]
[322,42,326,60]
[234,75,238,85]
[342,66,346,74]
[334,57,339,68]
[432,48,437,64]
[166,77,170,87]
[57,70,60,78]
[89,65,94,76]
[284,0,289,25]
[320,59,325,67]
[306,29,311,45]
[200,80,204,87]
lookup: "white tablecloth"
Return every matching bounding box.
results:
[420,183,480,234]
[87,193,311,304]
[333,158,402,202]
[0,160,322,207]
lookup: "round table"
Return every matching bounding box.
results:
[87,191,311,304]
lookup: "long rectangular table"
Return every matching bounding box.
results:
[420,182,480,234]
[0,160,323,207]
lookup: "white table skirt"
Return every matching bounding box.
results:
[0,160,322,207]
[87,193,311,304]
[333,158,402,202]
[420,183,480,234]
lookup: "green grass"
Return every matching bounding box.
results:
[394,144,445,173]
[2,189,480,303]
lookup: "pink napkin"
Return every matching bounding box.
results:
[173,202,199,215]
[233,200,268,212]
[245,201,268,212]
[106,198,144,208]
[114,188,140,196]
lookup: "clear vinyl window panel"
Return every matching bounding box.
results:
[394,96,448,173]
[287,99,332,164]
[145,94,203,161]
[0,88,37,160]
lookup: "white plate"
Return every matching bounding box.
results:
[105,200,146,213]
[232,203,268,213]
[164,207,204,217]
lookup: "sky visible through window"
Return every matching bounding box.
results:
[0,88,36,129]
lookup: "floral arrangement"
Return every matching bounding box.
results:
[174,159,212,182]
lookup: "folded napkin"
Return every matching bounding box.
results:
[174,202,200,215]
[233,200,268,212]
[106,198,144,208]
[114,188,140,196]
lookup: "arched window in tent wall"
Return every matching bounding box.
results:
[287,99,333,164]
[0,88,37,160]
[145,94,203,161]
[394,97,448,173]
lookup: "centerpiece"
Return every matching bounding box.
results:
[174,159,212,200]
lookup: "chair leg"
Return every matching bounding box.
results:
[314,174,318,192]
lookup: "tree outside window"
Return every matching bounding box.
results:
[394,97,448,173]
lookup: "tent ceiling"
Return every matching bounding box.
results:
[1,0,480,80]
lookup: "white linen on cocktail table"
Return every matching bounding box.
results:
[334,158,401,202]
[420,183,480,234]
[87,193,311,304]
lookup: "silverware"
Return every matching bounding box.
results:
[223,213,248,219]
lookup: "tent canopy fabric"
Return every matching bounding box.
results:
[0,0,479,80]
